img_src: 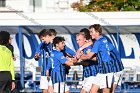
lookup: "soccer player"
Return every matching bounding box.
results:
[47,36,76,93]
[0,31,15,93]
[34,29,76,93]
[34,29,57,93]
[77,28,95,53]
[76,33,98,93]
[79,24,114,93]
[78,27,124,93]
[109,43,124,93]
[79,28,92,42]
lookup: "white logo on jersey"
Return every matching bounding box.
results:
[61,56,65,59]
[51,54,54,57]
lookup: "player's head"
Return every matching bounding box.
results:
[53,36,65,51]
[76,33,86,47]
[49,29,57,43]
[89,24,102,40]
[0,31,10,46]
[49,29,57,36]
[39,29,57,44]
[79,28,92,41]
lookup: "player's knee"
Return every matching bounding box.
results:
[90,84,99,93]
[102,88,110,93]
[81,88,88,93]
[42,89,48,93]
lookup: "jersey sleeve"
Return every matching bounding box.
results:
[46,56,52,70]
[35,42,45,54]
[91,41,100,53]
[108,42,115,51]
[64,45,76,56]
[56,52,68,64]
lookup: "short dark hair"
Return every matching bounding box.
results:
[39,29,57,38]
[79,28,92,40]
[0,31,10,45]
[89,24,102,35]
[53,36,65,47]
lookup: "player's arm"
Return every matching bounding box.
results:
[57,52,74,66]
[64,59,74,66]
[46,57,52,76]
[64,45,76,56]
[80,51,95,60]
[78,41,93,51]
[80,41,99,60]
[34,42,45,60]
[76,41,92,59]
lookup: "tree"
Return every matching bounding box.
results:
[71,0,140,12]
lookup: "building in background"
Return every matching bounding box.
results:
[0,0,86,13]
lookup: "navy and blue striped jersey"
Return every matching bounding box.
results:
[109,43,124,72]
[36,42,53,76]
[36,42,53,56]
[36,41,75,75]
[91,36,113,74]
[83,45,98,77]
[36,42,75,56]
[49,50,68,84]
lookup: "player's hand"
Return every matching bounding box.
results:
[11,81,15,91]
[46,70,49,76]
[13,57,16,61]
[76,51,82,59]
[67,58,73,62]
[34,53,40,59]
[92,57,97,61]
[72,57,78,63]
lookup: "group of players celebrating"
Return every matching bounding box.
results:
[34,24,124,93]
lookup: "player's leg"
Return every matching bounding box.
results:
[53,83,59,93]
[64,82,70,93]
[48,78,53,93]
[81,76,95,93]
[90,74,100,93]
[40,76,49,93]
[42,89,48,93]
[102,88,110,93]
[81,89,87,93]
[81,77,87,93]
[111,71,123,93]
[65,90,70,93]
[90,84,99,93]
[53,82,70,93]
[101,73,114,93]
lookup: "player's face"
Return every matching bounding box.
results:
[49,35,56,43]
[89,28,97,39]
[57,41,65,51]
[40,35,50,44]
[40,35,55,44]
[76,35,86,47]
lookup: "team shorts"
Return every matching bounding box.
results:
[114,71,123,86]
[93,73,114,89]
[40,76,52,89]
[82,76,96,92]
[53,82,69,93]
